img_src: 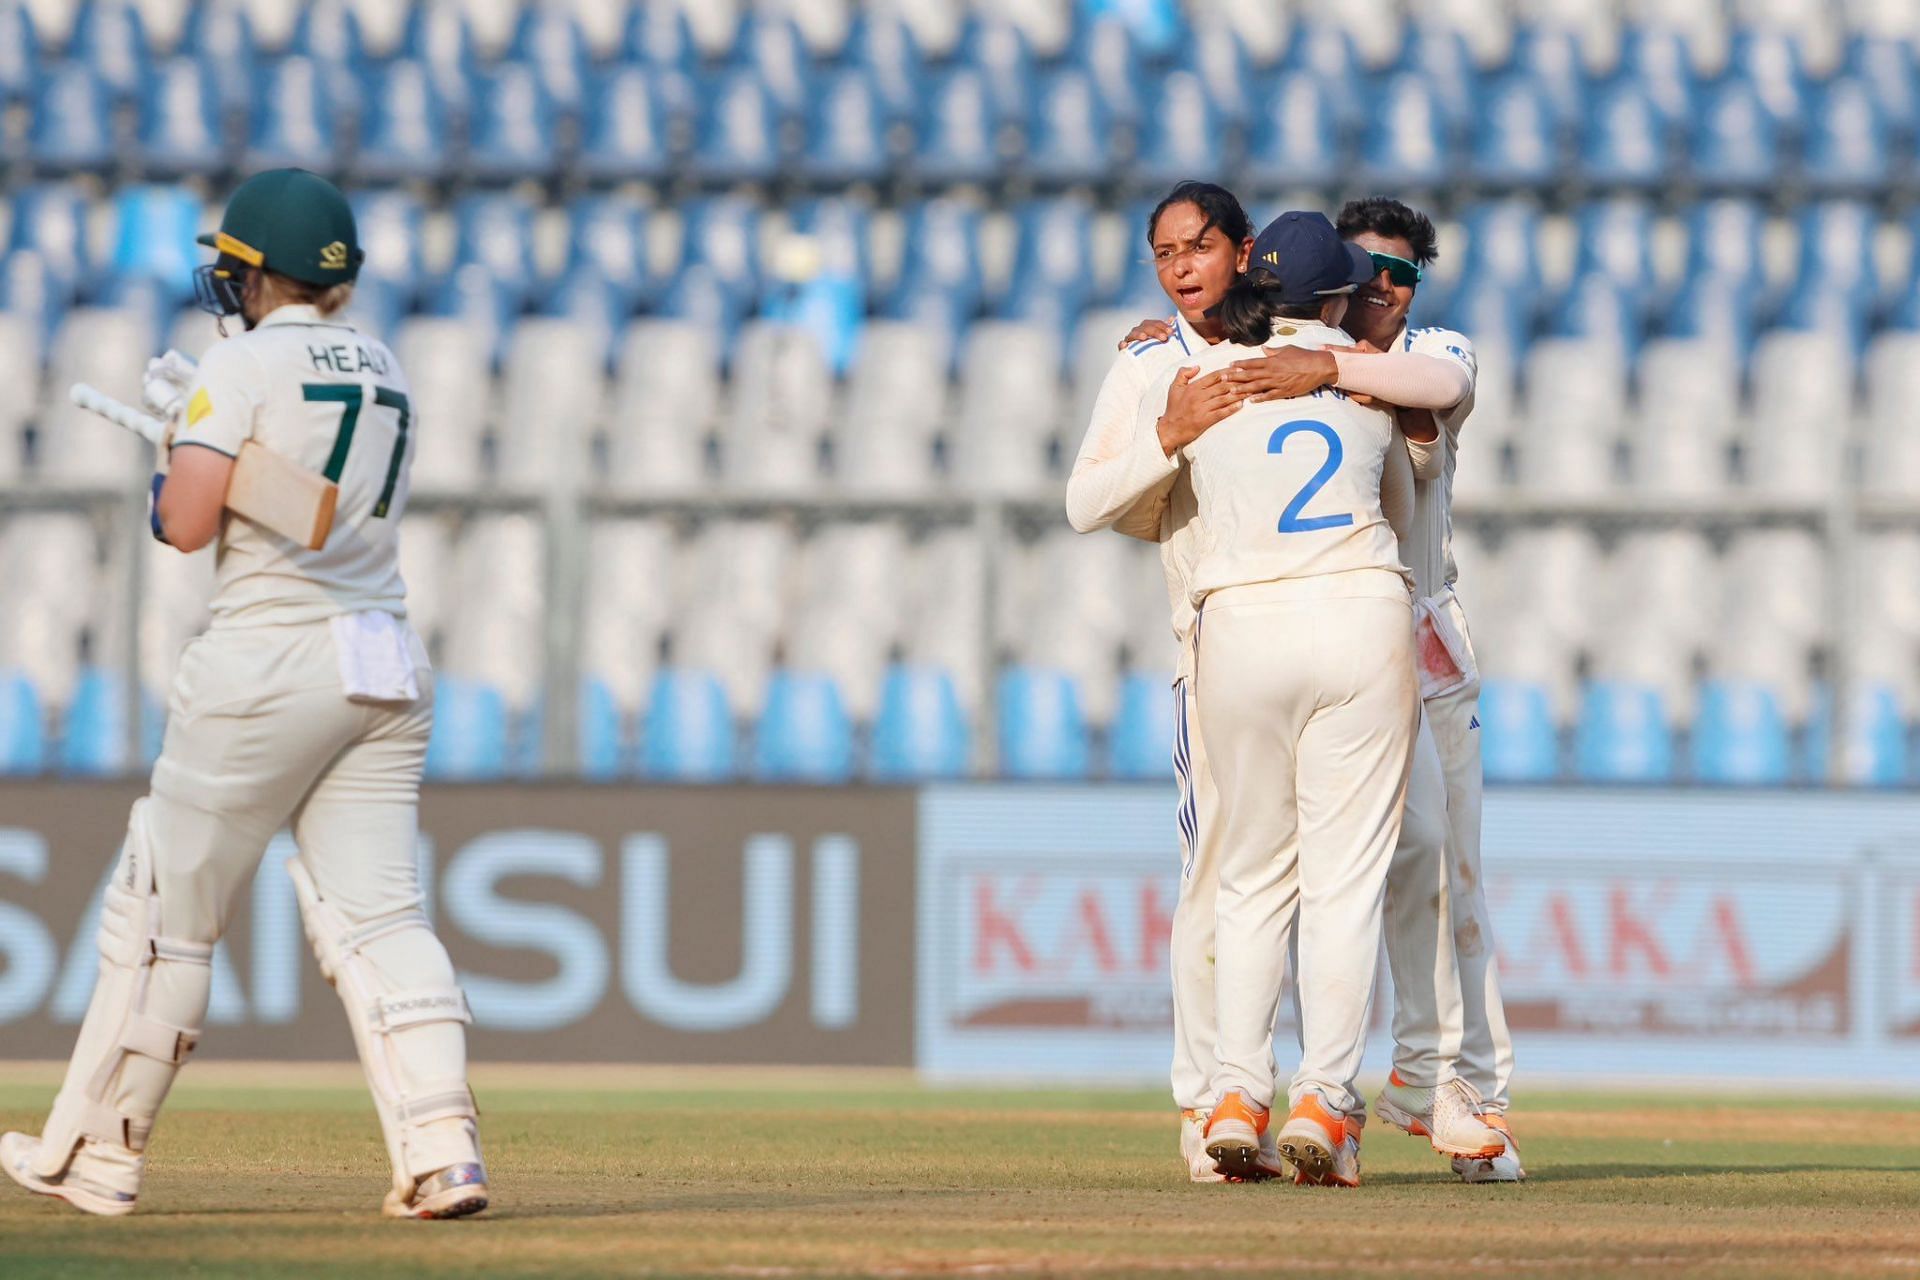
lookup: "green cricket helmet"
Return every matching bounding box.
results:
[194,168,365,317]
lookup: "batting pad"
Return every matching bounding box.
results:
[287,857,480,1189]
[33,801,213,1180]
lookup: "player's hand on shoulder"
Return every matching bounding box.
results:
[1156,366,1246,456]
[1221,345,1338,403]
[1120,317,1176,349]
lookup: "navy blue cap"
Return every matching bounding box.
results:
[1247,211,1376,305]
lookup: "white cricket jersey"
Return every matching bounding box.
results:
[1137,319,1410,606]
[1396,325,1477,601]
[172,304,414,628]
[1065,313,1210,662]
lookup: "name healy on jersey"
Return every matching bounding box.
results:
[307,342,390,377]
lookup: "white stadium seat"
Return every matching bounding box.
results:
[1862,331,1920,499]
[1630,338,1738,496]
[39,308,153,486]
[499,318,605,491]
[721,321,834,494]
[608,320,721,492]
[0,313,41,484]
[443,513,546,712]
[902,527,987,714]
[0,513,99,709]
[394,318,492,491]
[1746,329,1852,498]
[954,321,1062,495]
[837,321,946,494]
[580,518,678,712]
[395,514,454,661]
[1516,339,1628,495]
[1725,527,1826,647]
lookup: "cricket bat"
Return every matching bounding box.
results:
[69,383,338,552]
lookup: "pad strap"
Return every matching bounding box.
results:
[396,1085,478,1127]
[369,988,472,1033]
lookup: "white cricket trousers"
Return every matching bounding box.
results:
[1427,678,1516,1110]
[1382,709,1464,1088]
[1198,572,1419,1115]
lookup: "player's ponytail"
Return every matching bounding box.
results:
[1213,269,1339,345]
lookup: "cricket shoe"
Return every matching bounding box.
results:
[1452,1112,1527,1183]
[383,1162,490,1220]
[0,1132,140,1217]
[1276,1090,1359,1185]
[1292,1110,1365,1188]
[1180,1109,1227,1183]
[1203,1092,1287,1182]
[1373,1073,1506,1160]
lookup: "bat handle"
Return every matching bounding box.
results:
[69,383,168,447]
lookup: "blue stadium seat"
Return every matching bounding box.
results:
[31,63,115,174]
[1803,77,1889,195]
[109,185,202,305]
[1794,201,1878,300]
[1507,23,1588,129]
[790,198,873,302]
[70,0,150,101]
[1775,284,1870,352]
[1472,71,1560,189]
[1844,34,1917,138]
[1691,77,1778,193]
[997,667,1090,780]
[879,199,983,364]
[1549,271,1643,358]
[0,1,40,104]
[424,677,510,780]
[1460,199,1542,286]
[1725,28,1809,138]
[1615,25,1698,128]
[1802,684,1910,787]
[753,671,854,782]
[1478,680,1559,782]
[179,0,255,71]
[0,249,74,348]
[911,66,1004,185]
[1085,0,1187,62]
[577,65,674,185]
[1685,197,1766,282]
[578,677,627,780]
[1243,70,1345,192]
[1023,67,1112,185]
[353,59,449,183]
[728,12,815,123]
[1580,77,1667,191]
[689,67,781,185]
[0,669,45,775]
[1190,23,1253,127]
[1108,672,1174,780]
[839,8,923,125]
[1393,22,1478,132]
[1691,680,1791,785]
[677,194,763,300]
[562,195,651,308]
[1360,73,1452,187]
[801,66,888,184]
[9,183,95,279]
[466,62,559,184]
[450,192,539,298]
[508,4,589,113]
[953,14,1036,121]
[289,0,365,70]
[870,665,970,780]
[1575,199,1656,294]
[641,669,736,781]
[1574,682,1673,782]
[350,188,425,296]
[1136,69,1226,188]
[245,56,340,172]
[137,58,224,178]
[657,264,751,353]
[1069,15,1144,128]
[1279,20,1359,86]
[624,1,697,74]
[60,668,163,776]
[1446,274,1533,359]
[998,197,1095,334]
[1658,267,1760,366]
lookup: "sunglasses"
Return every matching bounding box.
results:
[1368,251,1423,287]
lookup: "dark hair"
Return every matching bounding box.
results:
[1212,269,1327,345]
[1337,196,1439,266]
[1147,181,1253,249]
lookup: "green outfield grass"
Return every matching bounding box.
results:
[1,1065,1917,1279]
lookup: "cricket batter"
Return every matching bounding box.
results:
[1220,196,1523,1181]
[1,169,489,1219]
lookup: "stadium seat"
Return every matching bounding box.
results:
[839,9,922,124]
[465,62,559,184]
[722,321,832,491]
[1108,670,1174,780]
[1189,23,1252,127]
[31,63,114,174]
[1360,73,1452,188]
[137,58,224,178]
[108,186,201,305]
[1615,25,1698,128]
[911,66,1004,185]
[1631,338,1737,494]
[1579,77,1667,190]
[689,67,782,184]
[69,0,151,101]
[1517,338,1627,493]
[1507,22,1588,128]
[1478,680,1560,782]
[1801,683,1909,788]
[726,11,815,123]
[800,66,889,184]
[880,197,985,362]
[1843,33,1916,139]
[1135,69,1227,189]
[288,0,366,69]
[1393,22,1478,132]
[399,0,476,108]
[953,13,1035,121]
[1069,14,1144,127]
[0,668,45,774]
[1802,77,1889,195]
[244,56,339,172]
[1725,27,1809,138]
[998,198,1096,334]
[676,194,764,303]
[1548,274,1642,361]
[424,676,511,780]
[955,321,1063,493]
[753,671,855,782]
[1473,71,1561,189]
[607,319,720,488]
[640,669,736,781]
[1691,680,1792,786]
[0,1,40,104]
[576,64,675,184]
[0,249,70,357]
[996,667,1089,779]
[1278,19,1359,86]
[1574,198,1656,295]
[1863,330,1920,497]
[38,307,152,483]
[578,675,628,780]
[59,667,162,776]
[498,318,603,489]
[1691,77,1779,193]
[507,2,589,113]
[1746,328,1850,497]
[353,58,450,183]
[838,321,945,493]
[1793,201,1878,301]
[1574,682,1674,782]
[870,665,970,779]
[1022,67,1111,186]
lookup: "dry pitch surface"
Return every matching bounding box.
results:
[1,1064,1917,1279]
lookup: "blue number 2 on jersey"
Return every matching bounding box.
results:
[1268,419,1354,533]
